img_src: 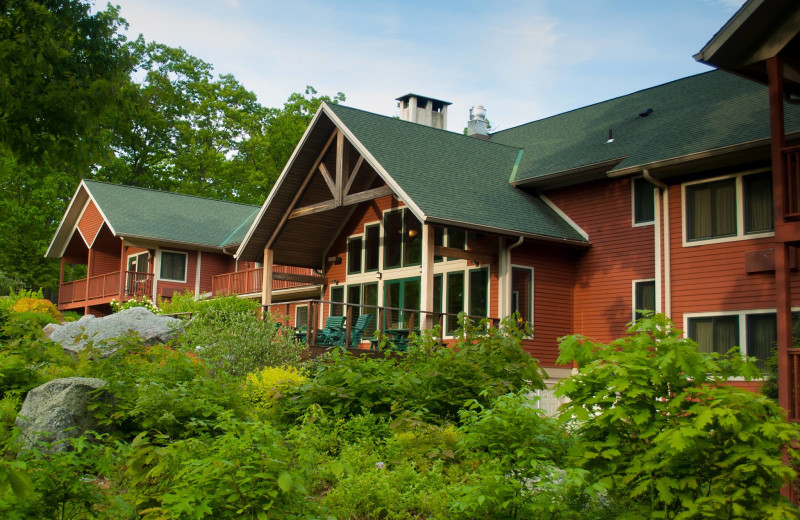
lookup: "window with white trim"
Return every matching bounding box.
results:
[632,177,655,225]
[684,171,772,244]
[159,251,187,282]
[295,305,309,329]
[633,279,656,318]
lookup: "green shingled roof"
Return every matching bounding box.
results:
[491,70,800,184]
[325,104,588,243]
[84,180,259,248]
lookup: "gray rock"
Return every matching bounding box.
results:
[42,323,60,340]
[48,307,183,354]
[15,377,109,452]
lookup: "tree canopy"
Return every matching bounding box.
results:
[0,0,345,293]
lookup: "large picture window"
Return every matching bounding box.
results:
[684,171,773,243]
[347,237,362,274]
[468,267,489,318]
[383,209,423,269]
[159,251,187,282]
[364,225,380,271]
[688,315,739,355]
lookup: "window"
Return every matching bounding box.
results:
[511,267,533,323]
[364,225,380,271]
[362,283,378,339]
[330,286,344,316]
[433,274,443,314]
[634,280,656,318]
[468,267,489,317]
[433,227,444,262]
[383,209,423,269]
[347,237,362,274]
[633,177,655,224]
[447,228,466,260]
[383,210,403,269]
[684,171,773,243]
[347,284,361,319]
[743,172,773,233]
[746,314,775,372]
[688,316,739,355]
[446,271,464,333]
[127,252,149,273]
[295,305,309,329]
[160,251,187,281]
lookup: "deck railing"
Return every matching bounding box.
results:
[124,271,154,298]
[783,144,800,219]
[212,266,318,297]
[265,299,501,350]
[59,272,120,305]
[789,348,800,422]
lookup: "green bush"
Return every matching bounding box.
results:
[281,316,545,424]
[110,296,158,313]
[82,341,246,440]
[555,314,800,519]
[181,296,301,376]
[157,290,201,315]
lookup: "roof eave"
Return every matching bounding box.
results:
[424,216,590,248]
[511,157,626,190]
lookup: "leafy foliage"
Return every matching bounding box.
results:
[181,296,302,376]
[555,314,800,519]
[11,298,60,322]
[109,296,158,314]
[244,365,307,416]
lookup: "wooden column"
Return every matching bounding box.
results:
[768,56,793,417]
[118,242,127,300]
[261,247,274,315]
[420,223,435,330]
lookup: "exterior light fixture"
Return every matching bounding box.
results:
[376,272,382,280]
[332,280,339,286]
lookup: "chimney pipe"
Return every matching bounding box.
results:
[467,105,489,138]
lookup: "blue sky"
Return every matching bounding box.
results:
[108,0,745,132]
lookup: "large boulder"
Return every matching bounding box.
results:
[48,307,183,354]
[15,377,109,452]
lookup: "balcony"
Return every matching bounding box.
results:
[58,271,154,310]
[211,266,321,297]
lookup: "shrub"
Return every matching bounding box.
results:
[555,314,800,519]
[82,341,246,440]
[11,297,60,322]
[282,315,545,424]
[244,365,306,416]
[110,296,158,314]
[182,296,302,376]
[157,290,201,315]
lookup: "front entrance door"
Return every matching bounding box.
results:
[383,277,420,329]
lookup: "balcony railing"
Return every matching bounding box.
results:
[783,144,800,219]
[212,266,319,297]
[124,271,154,298]
[58,272,120,305]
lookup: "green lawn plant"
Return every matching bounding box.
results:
[555,313,800,519]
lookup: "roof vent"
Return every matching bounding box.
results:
[639,108,653,117]
[467,105,489,138]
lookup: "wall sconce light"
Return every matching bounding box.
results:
[327,256,342,265]
[418,266,422,273]
[332,279,339,286]
[376,272,382,280]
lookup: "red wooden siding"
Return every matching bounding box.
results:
[667,183,800,328]
[546,177,655,343]
[200,252,235,294]
[512,243,573,366]
[90,225,121,276]
[77,200,104,246]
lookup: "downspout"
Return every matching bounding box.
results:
[502,236,524,318]
[643,169,670,317]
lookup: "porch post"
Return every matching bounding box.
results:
[118,242,127,300]
[261,247,274,316]
[59,258,65,286]
[767,56,793,417]
[420,223,435,330]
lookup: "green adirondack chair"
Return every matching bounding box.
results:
[317,315,346,345]
[348,314,373,345]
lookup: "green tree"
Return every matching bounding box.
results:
[555,314,800,519]
[0,0,131,167]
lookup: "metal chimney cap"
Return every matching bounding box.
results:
[469,105,486,121]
